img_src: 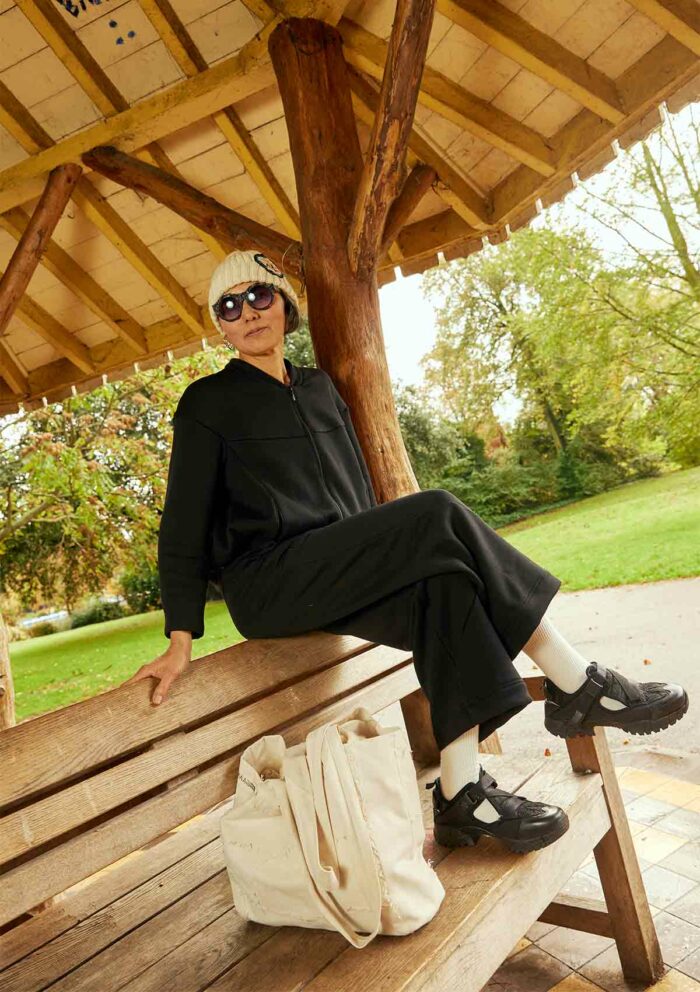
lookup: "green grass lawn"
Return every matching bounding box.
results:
[9,465,699,723]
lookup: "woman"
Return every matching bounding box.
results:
[125,248,689,853]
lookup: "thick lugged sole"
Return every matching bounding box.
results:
[434,814,569,854]
[544,692,690,740]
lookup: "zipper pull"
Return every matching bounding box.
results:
[290,386,297,402]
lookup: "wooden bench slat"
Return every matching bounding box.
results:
[0,801,233,971]
[1,843,227,992]
[286,758,609,992]
[0,634,387,806]
[1,645,413,864]
[0,666,420,927]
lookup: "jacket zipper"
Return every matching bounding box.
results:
[290,385,344,519]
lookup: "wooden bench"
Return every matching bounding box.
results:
[0,631,666,990]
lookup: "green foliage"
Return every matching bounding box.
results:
[27,620,59,638]
[70,597,130,629]
[118,562,162,614]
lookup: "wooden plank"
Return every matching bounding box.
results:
[0,634,389,806]
[626,0,700,57]
[347,0,438,279]
[13,298,95,375]
[0,801,232,970]
[339,17,557,176]
[139,0,301,240]
[437,0,625,123]
[287,758,609,992]
[0,843,228,992]
[491,35,700,225]
[0,19,284,214]
[0,663,420,926]
[1,645,413,864]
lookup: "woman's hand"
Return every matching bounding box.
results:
[122,632,193,705]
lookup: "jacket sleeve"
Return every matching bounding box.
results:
[321,370,377,508]
[158,411,223,639]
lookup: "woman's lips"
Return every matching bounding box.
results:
[246,326,267,336]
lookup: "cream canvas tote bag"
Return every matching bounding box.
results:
[220,706,445,948]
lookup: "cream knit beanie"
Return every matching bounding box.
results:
[208,249,300,333]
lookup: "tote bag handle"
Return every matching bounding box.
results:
[284,721,383,949]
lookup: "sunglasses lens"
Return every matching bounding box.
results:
[217,283,276,322]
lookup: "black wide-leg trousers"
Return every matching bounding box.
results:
[222,489,562,750]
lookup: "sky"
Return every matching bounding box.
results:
[377,100,697,426]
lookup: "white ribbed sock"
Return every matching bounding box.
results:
[439,726,500,822]
[523,610,626,710]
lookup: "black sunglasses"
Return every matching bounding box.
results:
[214,282,278,323]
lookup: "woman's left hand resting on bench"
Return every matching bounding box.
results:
[122,630,192,705]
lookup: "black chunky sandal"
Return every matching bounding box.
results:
[426,764,569,854]
[543,661,689,739]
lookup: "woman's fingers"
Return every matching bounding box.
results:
[152,674,175,705]
[122,665,154,686]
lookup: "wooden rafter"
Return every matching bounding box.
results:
[14,0,228,263]
[436,0,625,124]
[138,0,302,240]
[338,17,557,177]
[0,18,283,214]
[0,81,202,343]
[380,164,438,259]
[81,147,303,279]
[348,65,489,230]
[0,208,150,354]
[491,35,700,225]
[347,0,438,280]
[626,0,700,57]
[0,164,82,393]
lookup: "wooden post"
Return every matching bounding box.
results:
[0,614,14,729]
[268,17,457,766]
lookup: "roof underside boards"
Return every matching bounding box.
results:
[0,0,698,412]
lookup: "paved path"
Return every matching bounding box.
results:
[502,576,700,760]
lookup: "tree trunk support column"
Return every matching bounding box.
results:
[269,17,501,765]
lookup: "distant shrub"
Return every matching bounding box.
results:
[28,620,59,638]
[118,564,162,614]
[70,597,129,629]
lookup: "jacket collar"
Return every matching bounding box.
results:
[224,356,299,388]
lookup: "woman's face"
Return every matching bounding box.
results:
[216,280,287,356]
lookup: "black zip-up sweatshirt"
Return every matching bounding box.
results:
[158,356,377,639]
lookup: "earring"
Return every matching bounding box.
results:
[219,332,236,352]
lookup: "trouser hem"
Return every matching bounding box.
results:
[503,571,562,661]
[434,676,534,751]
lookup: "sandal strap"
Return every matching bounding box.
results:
[567,666,608,726]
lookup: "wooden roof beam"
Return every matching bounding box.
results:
[82,146,304,279]
[0,18,283,214]
[0,164,84,393]
[0,207,152,353]
[0,84,201,342]
[625,0,700,58]
[348,65,491,229]
[15,298,95,375]
[491,35,700,226]
[14,0,229,263]
[436,0,625,124]
[338,17,557,177]
[380,164,438,259]
[138,0,302,240]
[347,0,438,280]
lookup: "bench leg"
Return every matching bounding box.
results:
[566,728,665,985]
[400,688,502,765]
